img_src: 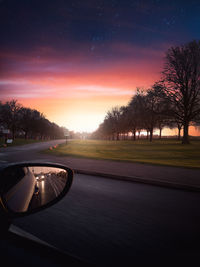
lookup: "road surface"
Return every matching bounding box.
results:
[13,173,200,266]
[0,139,66,164]
[1,141,200,265]
[30,171,67,209]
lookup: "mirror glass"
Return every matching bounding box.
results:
[2,166,68,213]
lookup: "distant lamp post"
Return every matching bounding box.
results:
[64,129,69,144]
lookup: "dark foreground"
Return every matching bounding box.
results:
[14,173,200,266]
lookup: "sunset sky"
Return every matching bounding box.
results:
[1,0,200,134]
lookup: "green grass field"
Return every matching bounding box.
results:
[43,139,200,169]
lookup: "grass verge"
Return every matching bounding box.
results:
[42,139,200,169]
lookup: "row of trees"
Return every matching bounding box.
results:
[92,40,200,144]
[91,86,177,142]
[0,100,66,140]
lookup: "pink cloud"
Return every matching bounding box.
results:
[0,42,168,101]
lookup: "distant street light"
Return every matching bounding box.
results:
[64,129,69,144]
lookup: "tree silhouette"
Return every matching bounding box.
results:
[1,100,21,139]
[162,40,200,144]
[0,100,65,141]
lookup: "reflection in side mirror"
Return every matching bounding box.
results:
[0,163,73,216]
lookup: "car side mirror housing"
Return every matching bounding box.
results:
[0,162,73,217]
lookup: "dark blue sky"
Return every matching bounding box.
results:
[0,0,200,132]
[1,0,200,53]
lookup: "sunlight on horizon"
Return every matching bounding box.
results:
[62,113,105,133]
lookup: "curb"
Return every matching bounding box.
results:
[74,169,200,193]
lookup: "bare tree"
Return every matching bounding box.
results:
[133,85,168,142]
[162,40,200,144]
[19,107,39,139]
[105,107,122,140]
[128,89,145,140]
[1,100,22,139]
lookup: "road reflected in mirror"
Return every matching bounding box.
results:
[3,166,68,213]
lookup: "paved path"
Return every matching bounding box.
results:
[1,140,200,191]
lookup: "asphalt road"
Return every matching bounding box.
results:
[1,141,200,265]
[30,173,66,209]
[0,139,66,164]
[13,173,200,266]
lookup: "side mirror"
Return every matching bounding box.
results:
[0,163,73,217]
